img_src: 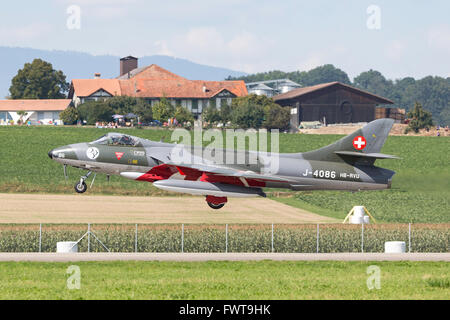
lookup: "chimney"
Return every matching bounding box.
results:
[120,56,138,77]
[94,73,101,79]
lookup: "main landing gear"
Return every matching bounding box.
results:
[206,195,227,210]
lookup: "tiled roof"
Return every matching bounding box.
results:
[117,64,187,80]
[273,81,394,104]
[118,79,246,98]
[0,99,71,111]
[70,64,247,99]
[70,79,122,97]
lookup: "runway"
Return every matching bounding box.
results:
[0,193,338,224]
[0,252,448,262]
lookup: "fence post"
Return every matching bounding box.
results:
[225,224,228,253]
[181,224,184,253]
[271,223,274,253]
[39,223,42,253]
[316,224,319,253]
[408,223,411,253]
[361,223,364,253]
[135,224,138,253]
[88,223,90,253]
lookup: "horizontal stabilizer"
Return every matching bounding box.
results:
[334,151,400,159]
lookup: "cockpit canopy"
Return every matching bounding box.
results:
[91,133,141,147]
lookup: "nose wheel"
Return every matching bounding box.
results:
[74,181,87,193]
[74,171,93,194]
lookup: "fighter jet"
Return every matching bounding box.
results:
[48,118,398,209]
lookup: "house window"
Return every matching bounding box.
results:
[52,112,60,120]
[37,112,45,121]
[0,112,12,121]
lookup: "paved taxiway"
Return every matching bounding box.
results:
[0,253,448,262]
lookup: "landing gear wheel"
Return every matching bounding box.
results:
[207,202,225,210]
[74,181,87,193]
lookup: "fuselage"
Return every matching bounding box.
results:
[49,136,395,192]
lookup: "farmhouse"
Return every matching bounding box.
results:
[0,99,71,125]
[273,81,396,126]
[68,56,247,118]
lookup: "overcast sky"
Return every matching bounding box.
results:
[0,0,449,80]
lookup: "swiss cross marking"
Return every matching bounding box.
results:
[353,136,367,150]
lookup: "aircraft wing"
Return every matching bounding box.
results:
[170,162,293,184]
[142,146,293,184]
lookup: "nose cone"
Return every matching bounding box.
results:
[48,145,78,161]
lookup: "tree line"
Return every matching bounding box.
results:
[227,64,450,126]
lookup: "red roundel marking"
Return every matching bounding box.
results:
[115,152,124,160]
[352,136,367,150]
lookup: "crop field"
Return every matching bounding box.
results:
[0,126,448,223]
[0,260,448,299]
[0,223,447,253]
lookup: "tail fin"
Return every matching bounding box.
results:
[302,118,397,164]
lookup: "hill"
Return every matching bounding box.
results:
[0,46,247,98]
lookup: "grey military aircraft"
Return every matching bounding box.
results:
[48,118,398,209]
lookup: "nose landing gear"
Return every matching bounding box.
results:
[74,171,93,194]
[75,181,87,193]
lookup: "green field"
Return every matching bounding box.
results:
[0,126,448,223]
[0,261,448,299]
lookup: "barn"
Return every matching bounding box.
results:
[272,82,394,127]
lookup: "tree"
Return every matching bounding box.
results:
[152,97,175,122]
[16,111,28,125]
[77,101,114,125]
[227,64,351,87]
[133,99,153,123]
[353,69,394,100]
[296,64,351,86]
[203,105,221,124]
[174,105,194,125]
[106,96,139,115]
[413,76,449,126]
[9,59,69,99]
[59,106,78,125]
[263,104,291,131]
[219,101,232,124]
[231,94,267,129]
[406,102,433,133]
